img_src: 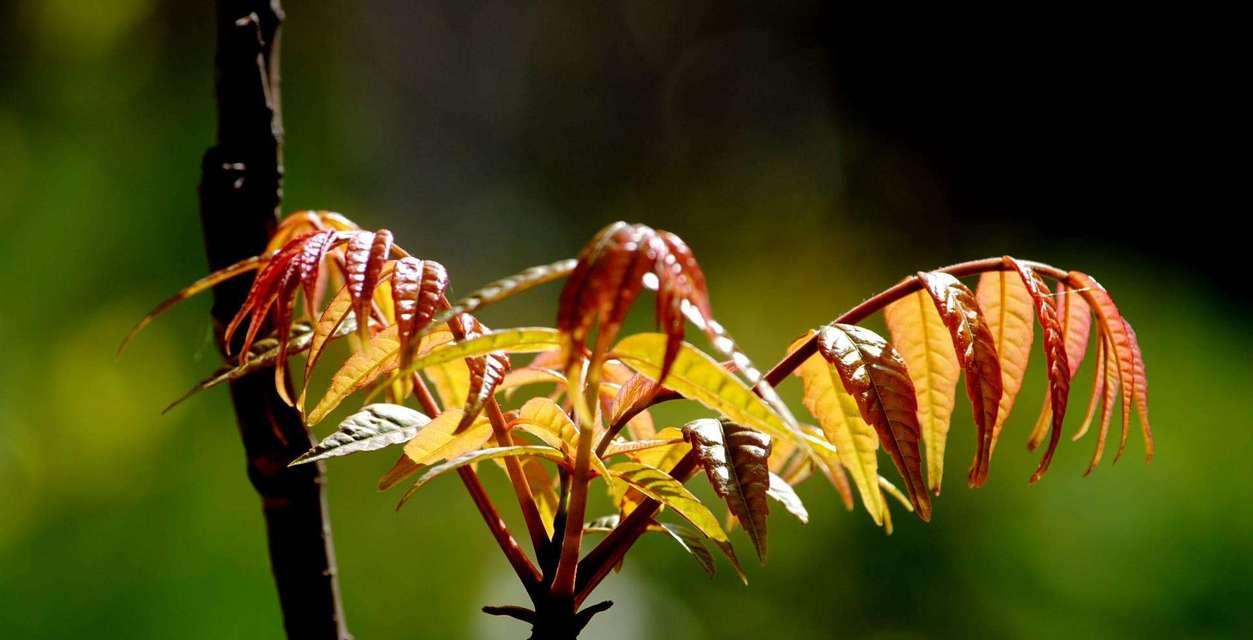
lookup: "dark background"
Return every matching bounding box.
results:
[1,2,1246,638]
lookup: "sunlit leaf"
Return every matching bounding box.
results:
[779,426,852,511]
[883,289,961,496]
[1084,334,1122,475]
[520,457,559,537]
[976,268,1035,453]
[1082,330,1122,475]
[404,328,560,377]
[1002,259,1072,482]
[401,408,494,466]
[444,314,512,431]
[345,229,393,342]
[793,333,887,520]
[1124,320,1153,461]
[602,437,685,459]
[656,522,719,578]
[766,473,808,524]
[1075,334,1106,443]
[299,283,356,411]
[224,229,346,369]
[511,397,612,480]
[877,475,914,513]
[558,223,668,374]
[377,455,421,492]
[392,258,449,370]
[625,426,690,470]
[683,419,772,562]
[1028,282,1094,450]
[815,324,931,521]
[915,271,1002,487]
[609,461,731,550]
[499,367,565,395]
[426,357,471,413]
[291,404,430,465]
[1069,272,1152,464]
[307,325,401,426]
[221,236,306,357]
[583,514,623,533]
[612,334,796,447]
[397,446,565,508]
[512,397,579,451]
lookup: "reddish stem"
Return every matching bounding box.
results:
[409,373,542,593]
[574,451,699,605]
[485,397,553,557]
[461,468,544,594]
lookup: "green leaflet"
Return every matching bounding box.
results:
[307,326,561,426]
[292,404,430,465]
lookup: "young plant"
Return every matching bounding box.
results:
[124,213,1154,639]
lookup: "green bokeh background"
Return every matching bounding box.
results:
[2,3,1249,638]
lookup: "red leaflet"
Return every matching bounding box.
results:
[816,323,931,521]
[1057,284,1092,376]
[1075,335,1106,442]
[915,271,1003,487]
[391,258,449,369]
[1068,272,1141,465]
[223,234,304,357]
[557,222,714,386]
[654,231,712,383]
[1004,258,1071,482]
[1087,334,1122,475]
[1124,321,1155,461]
[296,230,340,321]
[346,229,394,341]
[1026,282,1092,452]
[447,312,512,432]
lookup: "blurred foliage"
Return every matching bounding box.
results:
[1,2,1249,638]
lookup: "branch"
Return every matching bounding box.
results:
[574,451,700,605]
[485,398,552,557]
[199,2,349,637]
[409,373,542,594]
[763,257,1068,386]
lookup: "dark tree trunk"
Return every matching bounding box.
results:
[198,1,351,638]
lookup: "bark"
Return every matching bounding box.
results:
[198,1,351,637]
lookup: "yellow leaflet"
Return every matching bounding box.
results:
[884,290,961,494]
[609,461,729,545]
[790,333,885,525]
[976,270,1036,453]
[306,325,454,425]
[512,397,612,480]
[520,457,558,537]
[402,409,494,465]
[612,333,795,446]
[307,325,401,426]
[626,426,689,469]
